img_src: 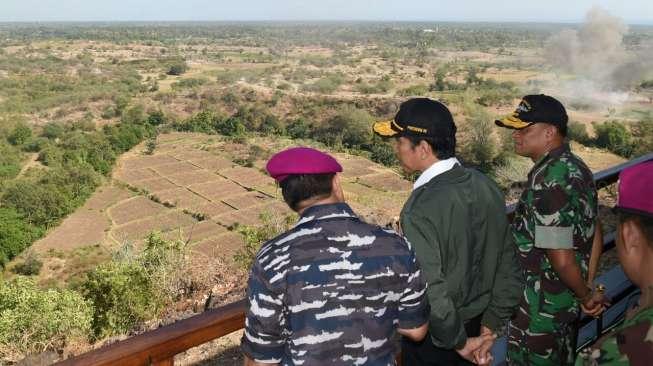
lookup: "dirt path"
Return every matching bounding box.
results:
[16,153,41,178]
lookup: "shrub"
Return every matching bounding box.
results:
[0,142,22,181]
[286,118,311,139]
[121,105,146,125]
[0,277,92,363]
[12,251,43,276]
[7,123,32,146]
[41,122,65,140]
[82,260,159,339]
[301,75,342,94]
[0,208,43,267]
[167,62,188,76]
[171,77,207,90]
[459,100,498,171]
[81,233,187,339]
[233,212,296,270]
[632,117,653,157]
[593,120,634,158]
[175,110,218,134]
[397,84,429,97]
[313,106,374,148]
[146,110,167,126]
[369,140,397,167]
[216,117,246,137]
[567,121,592,145]
[142,138,156,155]
[2,180,77,228]
[258,115,284,135]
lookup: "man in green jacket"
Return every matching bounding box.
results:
[373,98,523,365]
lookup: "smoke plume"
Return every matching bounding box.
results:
[543,6,652,105]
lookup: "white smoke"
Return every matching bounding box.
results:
[543,6,652,106]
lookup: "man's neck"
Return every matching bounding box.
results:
[296,196,341,216]
[531,140,563,162]
[417,156,440,173]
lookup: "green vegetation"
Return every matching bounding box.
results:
[0,277,93,362]
[593,120,634,157]
[0,115,156,267]
[567,121,593,146]
[459,98,499,172]
[166,61,188,76]
[233,212,296,270]
[81,233,187,339]
[0,141,23,182]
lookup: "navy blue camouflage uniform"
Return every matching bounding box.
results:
[241,202,429,365]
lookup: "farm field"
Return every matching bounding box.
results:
[25,132,414,290]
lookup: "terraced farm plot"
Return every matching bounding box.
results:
[188,179,249,201]
[108,196,169,225]
[33,132,414,281]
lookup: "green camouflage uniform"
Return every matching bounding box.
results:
[507,143,597,366]
[576,287,653,365]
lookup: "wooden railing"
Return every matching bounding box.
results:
[57,153,653,366]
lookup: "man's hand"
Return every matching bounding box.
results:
[472,326,495,365]
[456,333,497,364]
[398,322,428,342]
[581,291,610,317]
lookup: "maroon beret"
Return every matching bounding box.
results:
[615,160,653,218]
[266,147,343,182]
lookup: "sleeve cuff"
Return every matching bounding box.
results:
[398,302,430,330]
[241,333,284,363]
[454,333,468,350]
[481,311,504,334]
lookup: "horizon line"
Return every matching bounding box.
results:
[1,19,652,26]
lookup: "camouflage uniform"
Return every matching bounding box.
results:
[576,287,653,365]
[507,143,598,366]
[241,202,429,366]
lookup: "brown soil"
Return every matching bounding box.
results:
[32,185,132,253]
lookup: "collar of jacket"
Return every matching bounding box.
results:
[528,143,570,180]
[413,157,461,190]
[406,164,469,207]
[295,202,358,227]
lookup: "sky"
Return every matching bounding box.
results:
[1,0,652,24]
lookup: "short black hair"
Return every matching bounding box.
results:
[402,130,456,160]
[618,211,653,246]
[279,173,335,211]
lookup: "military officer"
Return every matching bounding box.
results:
[241,147,430,366]
[496,94,605,365]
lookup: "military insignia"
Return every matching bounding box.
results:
[516,99,531,113]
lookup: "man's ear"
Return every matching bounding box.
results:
[621,219,643,255]
[332,173,341,190]
[332,173,345,202]
[419,140,432,156]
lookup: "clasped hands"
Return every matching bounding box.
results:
[455,326,496,366]
[580,284,610,318]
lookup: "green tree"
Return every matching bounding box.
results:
[8,123,32,146]
[0,207,44,267]
[167,62,188,76]
[286,118,310,139]
[313,106,374,148]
